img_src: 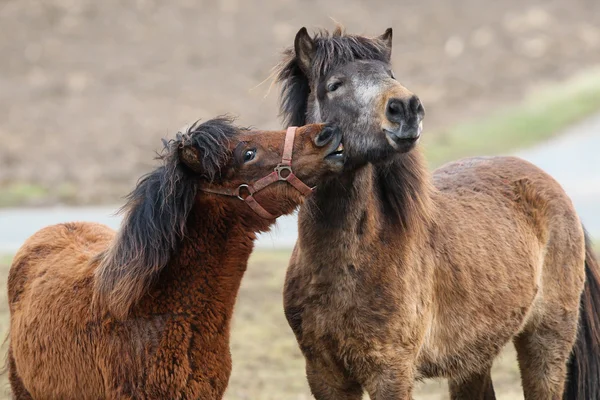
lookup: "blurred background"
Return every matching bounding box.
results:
[1,0,600,398]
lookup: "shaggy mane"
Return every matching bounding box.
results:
[276,26,390,126]
[93,116,239,319]
[376,151,435,234]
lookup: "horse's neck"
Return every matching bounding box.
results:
[144,201,256,318]
[298,151,434,263]
[300,164,378,239]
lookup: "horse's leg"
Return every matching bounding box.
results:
[305,363,363,400]
[363,364,415,400]
[7,348,33,400]
[448,368,496,400]
[513,314,578,400]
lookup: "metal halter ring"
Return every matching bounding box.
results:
[275,165,292,180]
[236,184,252,201]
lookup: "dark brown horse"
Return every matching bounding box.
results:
[6,118,344,399]
[277,26,600,400]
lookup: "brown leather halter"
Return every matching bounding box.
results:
[199,126,314,219]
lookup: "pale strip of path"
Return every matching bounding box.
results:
[1,113,599,253]
[514,113,600,239]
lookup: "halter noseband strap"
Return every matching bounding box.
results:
[199,127,314,219]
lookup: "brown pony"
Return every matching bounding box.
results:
[6,117,345,399]
[276,27,600,400]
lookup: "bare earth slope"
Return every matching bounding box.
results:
[1,0,599,204]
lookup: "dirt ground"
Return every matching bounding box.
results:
[1,0,600,205]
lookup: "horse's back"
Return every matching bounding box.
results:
[433,155,583,248]
[8,221,114,399]
[434,155,568,200]
[8,222,113,308]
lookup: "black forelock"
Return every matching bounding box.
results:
[276,27,391,127]
[162,115,240,181]
[308,29,390,78]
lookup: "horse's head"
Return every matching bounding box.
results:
[178,117,344,219]
[94,117,343,319]
[277,26,424,168]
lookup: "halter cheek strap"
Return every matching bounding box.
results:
[199,127,314,219]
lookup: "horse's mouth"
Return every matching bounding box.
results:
[383,118,423,151]
[325,141,344,160]
[384,127,420,153]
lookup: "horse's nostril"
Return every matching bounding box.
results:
[409,95,424,117]
[316,126,335,146]
[386,99,405,124]
[387,100,403,116]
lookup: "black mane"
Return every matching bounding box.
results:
[276,27,390,127]
[93,116,239,318]
[376,151,434,233]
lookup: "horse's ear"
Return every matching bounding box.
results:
[294,27,315,75]
[378,28,393,61]
[179,145,204,174]
[175,117,238,180]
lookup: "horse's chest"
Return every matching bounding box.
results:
[287,265,368,331]
[294,304,385,379]
[284,264,393,376]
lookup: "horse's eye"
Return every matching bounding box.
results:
[243,149,256,163]
[327,81,342,92]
